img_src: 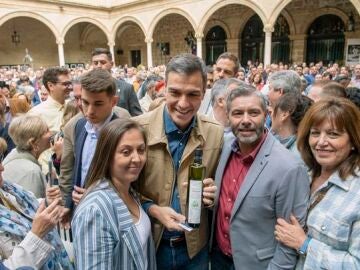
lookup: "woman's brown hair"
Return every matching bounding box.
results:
[85,118,147,189]
[297,98,360,179]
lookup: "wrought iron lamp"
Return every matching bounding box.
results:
[11,30,20,45]
[348,12,355,32]
[184,31,196,54]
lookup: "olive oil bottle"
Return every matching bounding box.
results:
[186,147,205,228]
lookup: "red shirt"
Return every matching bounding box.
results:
[216,133,267,256]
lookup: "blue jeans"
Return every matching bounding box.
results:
[156,240,209,270]
[210,246,235,270]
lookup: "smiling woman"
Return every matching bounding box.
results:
[274,98,360,270]
[72,118,156,270]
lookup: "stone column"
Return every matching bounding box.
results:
[57,39,65,67]
[264,25,274,66]
[225,38,240,59]
[195,33,203,59]
[145,37,153,67]
[288,34,307,64]
[108,41,115,66]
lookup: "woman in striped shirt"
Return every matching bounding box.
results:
[72,119,156,269]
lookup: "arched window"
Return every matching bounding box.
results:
[205,25,227,65]
[306,15,345,65]
[272,15,290,64]
[241,14,264,66]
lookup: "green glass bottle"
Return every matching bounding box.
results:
[187,147,205,228]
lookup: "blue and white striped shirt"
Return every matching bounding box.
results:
[72,180,156,270]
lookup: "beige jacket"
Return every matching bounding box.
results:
[134,104,223,258]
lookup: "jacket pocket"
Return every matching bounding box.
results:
[308,212,351,248]
[256,246,275,261]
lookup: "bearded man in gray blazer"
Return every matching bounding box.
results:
[210,86,309,270]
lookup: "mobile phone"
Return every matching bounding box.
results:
[48,160,53,186]
[178,222,194,232]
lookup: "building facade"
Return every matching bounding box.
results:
[0,0,359,68]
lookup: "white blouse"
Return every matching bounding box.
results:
[135,204,151,269]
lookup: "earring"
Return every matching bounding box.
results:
[32,144,39,154]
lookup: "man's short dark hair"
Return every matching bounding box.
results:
[42,67,69,91]
[80,69,116,96]
[165,53,207,91]
[216,52,239,74]
[91,48,112,61]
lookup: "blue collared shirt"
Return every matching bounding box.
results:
[80,112,113,187]
[162,107,196,239]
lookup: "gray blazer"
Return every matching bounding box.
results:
[211,133,309,270]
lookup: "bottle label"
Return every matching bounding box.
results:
[188,179,202,224]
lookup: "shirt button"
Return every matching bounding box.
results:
[227,198,231,202]
[180,143,183,146]
[232,179,236,182]
[321,225,326,231]
[225,216,229,220]
[224,234,228,238]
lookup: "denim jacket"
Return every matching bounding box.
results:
[297,170,360,269]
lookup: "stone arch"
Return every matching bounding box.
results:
[79,24,102,47]
[62,17,109,42]
[148,8,196,38]
[270,1,349,34]
[301,8,348,34]
[272,0,360,24]
[111,16,146,42]
[203,19,231,40]
[198,0,267,35]
[237,9,259,38]
[0,11,59,39]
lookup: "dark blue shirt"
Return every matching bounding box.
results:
[162,107,195,239]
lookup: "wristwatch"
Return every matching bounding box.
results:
[298,236,312,255]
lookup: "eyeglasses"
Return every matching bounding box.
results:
[55,81,73,87]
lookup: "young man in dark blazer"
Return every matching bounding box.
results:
[62,69,121,213]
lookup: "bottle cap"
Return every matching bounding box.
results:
[194,147,202,160]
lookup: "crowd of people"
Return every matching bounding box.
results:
[0,48,359,270]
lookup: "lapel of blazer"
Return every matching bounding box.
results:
[107,183,146,270]
[74,120,88,187]
[230,134,275,222]
[214,136,234,209]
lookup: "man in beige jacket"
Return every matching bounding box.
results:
[134,53,223,269]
